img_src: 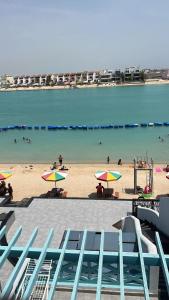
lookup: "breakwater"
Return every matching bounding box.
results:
[1,121,169,132]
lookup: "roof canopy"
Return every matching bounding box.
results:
[0,226,168,299]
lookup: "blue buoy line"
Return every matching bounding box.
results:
[0,122,169,132]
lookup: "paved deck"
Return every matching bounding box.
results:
[2,198,132,247]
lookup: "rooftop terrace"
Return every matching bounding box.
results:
[1,198,168,299]
[2,198,132,247]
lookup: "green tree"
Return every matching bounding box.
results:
[46,75,51,86]
[140,71,145,82]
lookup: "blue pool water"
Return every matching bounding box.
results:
[0,85,169,163]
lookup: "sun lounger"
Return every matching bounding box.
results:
[46,188,64,198]
[136,186,143,194]
[103,188,113,198]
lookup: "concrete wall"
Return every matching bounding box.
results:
[0,210,15,233]
[137,197,169,238]
[122,216,157,253]
[137,207,159,228]
[159,197,169,238]
[121,215,159,294]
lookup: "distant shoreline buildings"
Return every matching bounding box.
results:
[0,67,169,89]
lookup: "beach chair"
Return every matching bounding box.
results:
[103,188,113,198]
[136,186,143,194]
[114,191,119,199]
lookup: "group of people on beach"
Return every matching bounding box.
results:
[51,154,68,171]
[0,181,13,199]
[106,156,122,165]
[14,137,32,144]
[138,160,148,168]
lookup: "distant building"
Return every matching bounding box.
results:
[0,74,14,88]
[114,69,122,83]
[98,69,123,83]
[0,67,145,89]
[166,69,169,79]
[124,67,141,82]
[52,71,100,85]
[144,68,169,80]
[13,74,48,86]
[99,70,114,83]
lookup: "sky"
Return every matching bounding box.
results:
[0,0,169,75]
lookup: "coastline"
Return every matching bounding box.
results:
[1,162,168,202]
[1,79,169,93]
[0,159,169,165]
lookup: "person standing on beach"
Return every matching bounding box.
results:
[107,156,110,164]
[96,182,104,198]
[118,158,122,165]
[8,183,13,200]
[58,154,63,166]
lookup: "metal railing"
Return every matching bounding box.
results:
[132,199,160,216]
[1,226,168,299]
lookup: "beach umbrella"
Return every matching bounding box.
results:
[0,170,12,181]
[95,170,122,188]
[42,170,68,187]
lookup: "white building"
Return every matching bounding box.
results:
[0,74,14,87]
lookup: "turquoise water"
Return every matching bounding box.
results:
[0,85,169,163]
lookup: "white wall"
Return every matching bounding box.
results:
[122,216,157,253]
[137,197,169,238]
[121,215,158,294]
[137,207,159,228]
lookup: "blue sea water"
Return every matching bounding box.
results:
[0,85,169,163]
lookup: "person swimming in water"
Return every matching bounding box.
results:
[98,140,102,145]
[158,136,164,142]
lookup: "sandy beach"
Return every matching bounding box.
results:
[1,79,169,93]
[0,163,169,202]
[0,82,123,92]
